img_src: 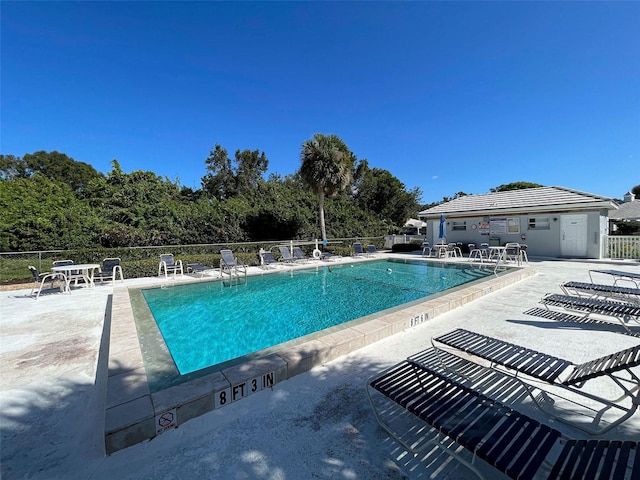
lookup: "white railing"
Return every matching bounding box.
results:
[605,235,640,259]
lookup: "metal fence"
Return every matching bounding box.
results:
[0,237,385,283]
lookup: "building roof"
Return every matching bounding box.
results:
[609,200,640,221]
[419,186,617,219]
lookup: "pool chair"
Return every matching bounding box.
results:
[431,328,640,434]
[158,254,183,279]
[259,251,280,269]
[292,246,311,263]
[421,242,432,257]
[94,258,124,283]
[561,281,640,305]
[278,246,297,263]
[220,249,247,277]
[28,266,65,299]
[353,243,366,257]
[368,359,639,480]
[186,263,217,277]
[589,269,640,288]
[536,293,640,335]
[366,245,378,257]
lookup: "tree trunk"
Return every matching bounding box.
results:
[318,191,327,241]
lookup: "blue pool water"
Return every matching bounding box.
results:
[142,259,493,375]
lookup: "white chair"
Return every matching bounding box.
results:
[28,266,64,299]
[94,258,124,283]
[421,242,432,257]
[158,254,183,279]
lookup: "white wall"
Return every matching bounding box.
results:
[423,210,606,259]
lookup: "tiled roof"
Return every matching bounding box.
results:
[419,186,616,218]
[610,200,640,220]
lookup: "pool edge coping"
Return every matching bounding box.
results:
[104,260,536,454]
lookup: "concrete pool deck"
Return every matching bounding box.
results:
[1,254,639,479]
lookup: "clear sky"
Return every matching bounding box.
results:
[2,1,639,203]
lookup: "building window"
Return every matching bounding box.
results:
[451,220,466,231]
[528,216,550,230]
[507,218,520,234]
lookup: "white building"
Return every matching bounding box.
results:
[418,186,618,259]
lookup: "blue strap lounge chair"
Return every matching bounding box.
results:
[589,269,640,288]
[278,246,296,263]
[368,360,639,480]
[186,263,217,277]
[366,245,378,256]
[538,293,640,334]
[259,251,280,268]
[292,246,311,263]
[353,243,365,257]
[561,281,640,305]
[158,254,183,279]
[431,328,640,434]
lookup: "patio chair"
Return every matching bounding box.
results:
[28,266,65,299]
[94,258,124,283]
[539,293,640,334]
[366,245,378,256]
[561,281,640,305]
[158,254,183,279]
[278,246,296,263]
[292,246,311,262]
[368,360,639,480]
[353,243,366,257]
[504,242,522,264]
[220,249,247,277]
[421,242,432,257]
[431,328,640,434]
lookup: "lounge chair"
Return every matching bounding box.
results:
[589,269,640,288]
[421,242,432,257]
[186,263,217,277]
[432,328,640,434]
[292,246,311,263]
[220,249,247,277]
[366,245,378,256]
[158,254,183,279]
[368,360,639,480]
[561,281,640,305]
[539,293,640,334]
[259,251,280,268]
[278,246,296,263]
[28,266,64,299]
[94,258,124,283]
[319,250,340,261]
[353,243,365,257]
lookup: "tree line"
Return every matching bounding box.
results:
[0,135,422,252]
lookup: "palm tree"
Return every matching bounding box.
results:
[300,134,355,241]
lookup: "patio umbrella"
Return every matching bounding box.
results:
[439,214,446,240]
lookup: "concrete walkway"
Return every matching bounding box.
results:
[1,257,639,479]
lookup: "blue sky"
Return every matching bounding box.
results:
[2,2,639,203]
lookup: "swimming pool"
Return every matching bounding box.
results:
[140,259,494,377]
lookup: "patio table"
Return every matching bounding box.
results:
[52,263,100,292]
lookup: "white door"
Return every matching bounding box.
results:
[560,214,587,257]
